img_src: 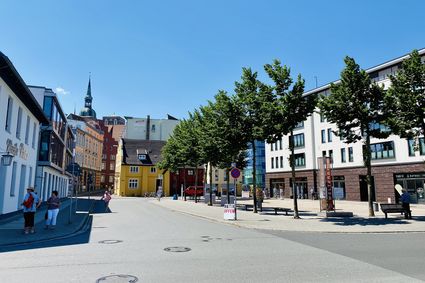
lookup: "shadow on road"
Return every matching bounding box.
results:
[320,217,417,226]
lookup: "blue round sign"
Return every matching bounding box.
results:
[230,168,240,179]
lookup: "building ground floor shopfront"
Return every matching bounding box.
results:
[266,162,425,204]
[35,166,70,201]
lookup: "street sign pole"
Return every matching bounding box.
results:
[230,167,241,220]
[234,176,237,220]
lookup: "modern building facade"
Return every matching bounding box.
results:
[115,139,170,196]
[205,165,243,196]
[0,52,48,215]
[123,115,179,141]
[30,86,74,201]
[266,48,425,204]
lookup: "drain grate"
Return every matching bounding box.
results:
[96,274,138,283]
[164,246,191,252]
[99,240,123,244]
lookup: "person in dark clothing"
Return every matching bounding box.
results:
[400,188,412,219]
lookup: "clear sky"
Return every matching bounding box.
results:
[1,0,424,120]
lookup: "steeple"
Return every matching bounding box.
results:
[79,74,97,119]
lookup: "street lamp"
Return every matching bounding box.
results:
[1,152,13,166]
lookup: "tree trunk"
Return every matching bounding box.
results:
[252,141,258,213]
[183,166,187,201]
[226,167,230,204]
[365,133,375,217]
[290,130,300,219]
[194,166,198,203]
[209,162,213,206]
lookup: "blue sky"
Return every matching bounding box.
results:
[1,1,424,119]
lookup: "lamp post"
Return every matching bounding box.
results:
[0,152,13,166]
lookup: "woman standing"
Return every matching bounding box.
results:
[45,190,60,230]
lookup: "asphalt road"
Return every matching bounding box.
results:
[0,198,423,283]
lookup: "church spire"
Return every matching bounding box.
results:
[86,74,92,98]
[79,74,97,119]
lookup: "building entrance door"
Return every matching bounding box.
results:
[270,178,284,198]
[291,177,308,199]
[359,175,375,202]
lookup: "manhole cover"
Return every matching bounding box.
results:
[99,240,123,244]
[96,274,138,283]
[164,246,191,252]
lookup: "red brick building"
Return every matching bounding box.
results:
[169,168,205,196]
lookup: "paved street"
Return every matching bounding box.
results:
[0,197,424,283]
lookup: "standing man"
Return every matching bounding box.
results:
[400,188,412,219]
[22,187,41,234]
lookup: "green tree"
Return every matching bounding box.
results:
[265,59,317,218]
[319,56,390,217]
[234,68,276,213]
[385,50,425,139]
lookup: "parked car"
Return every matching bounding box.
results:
[184,186,204,197]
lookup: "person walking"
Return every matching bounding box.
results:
[400,188,412,219]
[157,186,163,202]
[45,190,61,230]
[22,187,41,234]
[101,190,112,212]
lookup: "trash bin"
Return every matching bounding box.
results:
[373,202,379,212]
[173,194,178,200]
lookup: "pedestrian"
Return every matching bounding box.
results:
[400,188,412,219]
[45,190,61,230]
[101,190,112,212]
[157,186,163,201]
[22,187,41,234]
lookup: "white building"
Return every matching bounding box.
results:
[0,52,48,215]
[266,48,425,204]
[123,115,179,141]
[30,86,74,201]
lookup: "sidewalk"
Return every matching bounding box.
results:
[0,197,95,247]
[153,197,425,233]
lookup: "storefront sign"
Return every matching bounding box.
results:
[395,173,425,179]
[224,204,236,220]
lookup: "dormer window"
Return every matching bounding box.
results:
[138,154,147,160]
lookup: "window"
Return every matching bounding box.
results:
[10,161,17,196]
[138,154,146,160]
[188,169,194,176]
[16,107,22,139]
[150,167,156,173]
[290,133,305,148]
[151,124,156,132]
[275,157,279,168]
[294,121,304,129]
[270,143,273,151]
[109,176,114,183]
[111,155,116,161]
[280,156,283,168]
[5,96,13,132]
[291,153,306,167]
[102,154,107,160]
[271,157,274,169]
[274,142,278,151]
[370,141,395,160]
[101,175,105,183]
[110,162,115,171]
[31,122,36,149]
[101,163,106,170]
[130,166,139,173]
[341,148,346,163]
[322,150,326,157]
[321,130,326,143]
[329,150,333,163]
[420,138,425,156]
[128,179,138,189]
[348,147,354,162]
[28,166,33,187]
[408,139,415,156]
[279,139,283,150]
[327,128,332,142]
[25,116,30,144]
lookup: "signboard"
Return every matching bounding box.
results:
[333,187,344,200]
[224,204,236,220]
[325,157,334,211]
[230,168,240,179]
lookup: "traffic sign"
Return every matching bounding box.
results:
[230,168,240,179]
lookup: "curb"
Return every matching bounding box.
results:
[154,202,425,234]
[0,200,96,248]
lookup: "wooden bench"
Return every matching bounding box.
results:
[380,203,412,219]
[241,204,291,215]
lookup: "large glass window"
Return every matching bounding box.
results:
[291,153,306,167]
[39,131,50,161]
[5,96,13,132]
[290,133,305,148]
[370,141,395,160]
[16,107,22,139]
[341,148,346,163]
[43,96,53,120]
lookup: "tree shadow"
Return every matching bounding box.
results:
[319,216,415,226]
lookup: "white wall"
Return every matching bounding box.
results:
[0,78,40,214]
[124,118,178,141]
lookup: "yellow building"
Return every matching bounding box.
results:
[115,139,170,196]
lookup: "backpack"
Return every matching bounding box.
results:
[23,193,34,209]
